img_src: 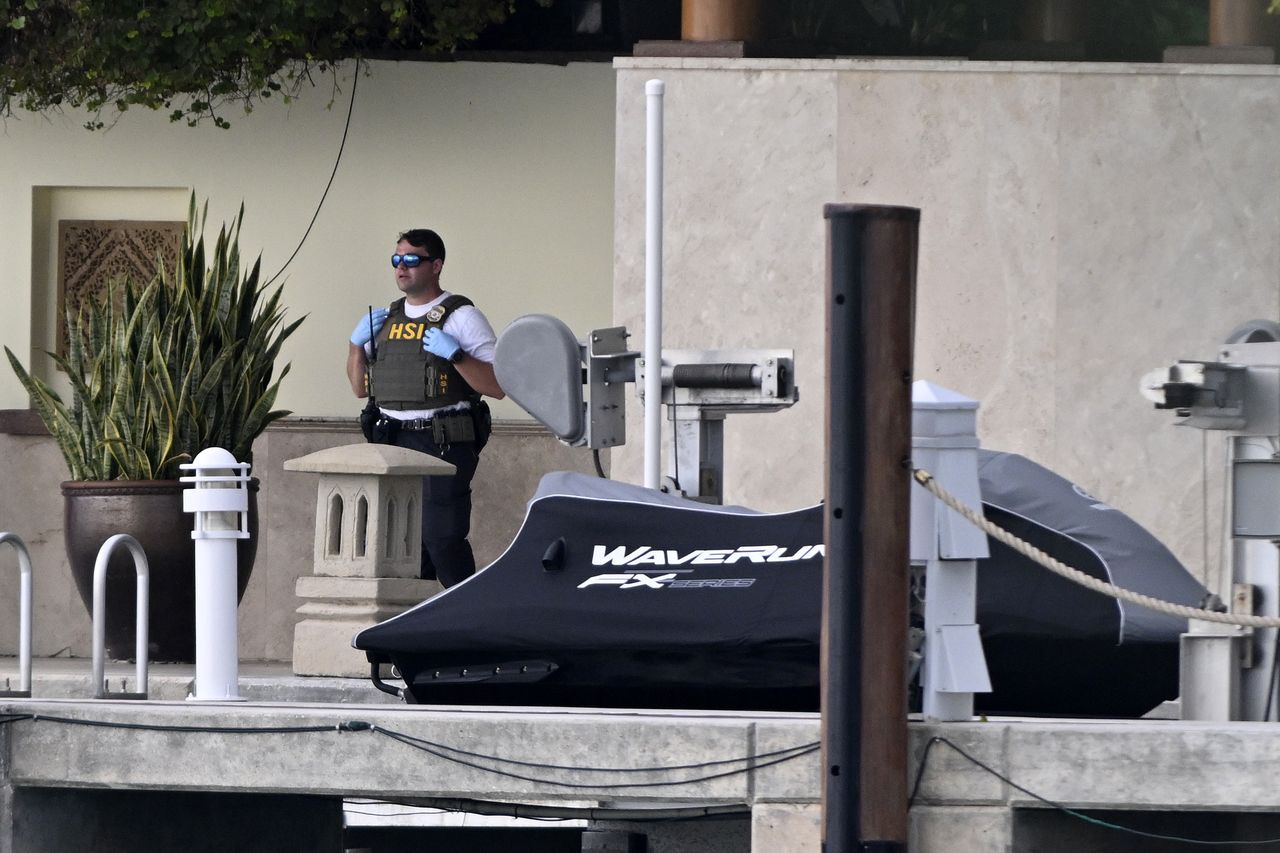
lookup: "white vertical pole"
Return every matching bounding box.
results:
[644,78,665,490]
[194,536,240,699]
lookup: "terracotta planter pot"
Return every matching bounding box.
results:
[63,479,259,662]
[681,0,763,42]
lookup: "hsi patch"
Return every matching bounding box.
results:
[387,322,426,341]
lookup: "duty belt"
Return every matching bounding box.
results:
[382,410,476,444]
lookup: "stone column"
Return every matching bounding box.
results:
[283,443,455,677]
[681,0,763,42]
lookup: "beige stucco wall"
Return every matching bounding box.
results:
[0,59,617,660]
[613,58,1280,592]
[0,58,616,420]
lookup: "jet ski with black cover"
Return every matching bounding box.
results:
[974,450,1208,716]
[356,471,823,711]
[354,451,1208,716]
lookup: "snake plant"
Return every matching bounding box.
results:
[5,196,304,480]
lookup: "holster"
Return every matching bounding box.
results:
[362,400,401,445]
[359,397,379,442]
[431,411,476,445]
[472,400,492,452]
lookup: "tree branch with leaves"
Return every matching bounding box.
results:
[0,0,533,129]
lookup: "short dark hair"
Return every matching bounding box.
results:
[398,228,445,262]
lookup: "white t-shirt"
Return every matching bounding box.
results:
[367,290,497,420]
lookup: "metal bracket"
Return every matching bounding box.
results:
[1143,360,1248,429]
[584,326,637,449]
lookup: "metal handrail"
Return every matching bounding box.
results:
[0,532,32,698]
[91,534,149,700]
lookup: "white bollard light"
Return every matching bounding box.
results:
[180,447,251,701]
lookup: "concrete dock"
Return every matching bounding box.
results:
[6,659,1280,852]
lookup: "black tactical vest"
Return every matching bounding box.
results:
[368,295,480,410]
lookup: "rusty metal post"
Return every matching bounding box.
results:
[822,204,918,853]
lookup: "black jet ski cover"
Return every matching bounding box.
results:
[354,472,824,711]
[974,449,1207,716]
[355,452,1207,716]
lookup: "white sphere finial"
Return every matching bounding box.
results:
[192,447,238,468]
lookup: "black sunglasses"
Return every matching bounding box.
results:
[391,253,436,268]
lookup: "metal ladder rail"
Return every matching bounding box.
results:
[0,532,33,698]
[91,534,150,700]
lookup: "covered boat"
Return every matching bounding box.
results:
[354,451,1207,716]
[974,450,1207,716]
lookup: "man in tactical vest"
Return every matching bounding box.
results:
[346,228,505,587]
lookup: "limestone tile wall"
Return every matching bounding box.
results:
[613,58,1280,590]
[1053,71,1280,594]
[837,68,1063,461]
[612,65,838,511]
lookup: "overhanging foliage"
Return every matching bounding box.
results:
[0,0,527,128]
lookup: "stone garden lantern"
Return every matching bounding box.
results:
[283,443,455,677]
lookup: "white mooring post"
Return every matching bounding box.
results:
[181,447,251,702]
[910,381,992,721]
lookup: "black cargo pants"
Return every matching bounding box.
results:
[366,402,492,587]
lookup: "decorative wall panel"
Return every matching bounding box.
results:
[56,220,184,356]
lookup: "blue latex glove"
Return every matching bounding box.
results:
[350,308,389,346]
[423,327,463,362]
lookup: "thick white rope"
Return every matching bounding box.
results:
[913,468,1280,630]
